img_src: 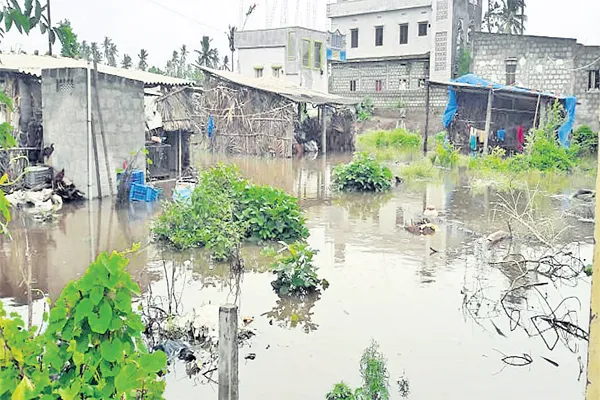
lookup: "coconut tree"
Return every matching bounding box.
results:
[227,25,236,72]
[166,50,179,77]
[79,40,91,61]
[102,37,118,66]
[222,55,230,71]
[138,49,149,71]
[90,42,103,63]
[179,45,188,78]
[194,36,219,69]
[121,54,132,69]
[484,0,526,35]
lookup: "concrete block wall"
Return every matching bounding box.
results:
[330,58,447,108]
[472,32,600,131]
[42,68,145,199]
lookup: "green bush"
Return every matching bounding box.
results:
[528,131,578,172]
[153,164,308,260]
[0,251,167,400]
[430,142,459,168]
[332,153,393,192]
[434,131,447,146]
[327,383,356,400]
[357,97,375,121]
[573,125,597,154]
[267,241,327,296]
[358,128,421,150]
[241,184,309,242]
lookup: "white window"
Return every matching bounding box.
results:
[588,70,600,90]
[254,67,263,78]
[272,66,282,78]
[302,39,311,68]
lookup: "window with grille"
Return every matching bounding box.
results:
[418,22,428,37]
[302,39,311,68]
[375,26,384,47]
[350,80,357,92]
[254,67,263,78]
[505,58,517,85]
[314,41,323,69]
[588,70,600,90]
[375,79,384,92]
[399,24,409,44]
[351,29,359,48]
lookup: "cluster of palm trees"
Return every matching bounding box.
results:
[70,34,230,80]
[484,0,527,35]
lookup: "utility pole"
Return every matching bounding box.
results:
[47,0,52,55]
[586,115,600,400]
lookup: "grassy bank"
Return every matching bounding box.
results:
[357,128,422,160]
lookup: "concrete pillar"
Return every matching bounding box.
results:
[320,106,327,154]
[219,304,239,400]
[483,89,493,154]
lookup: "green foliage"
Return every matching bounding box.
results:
[357,97,374,121]
[332,153,393,192]
[398,158,438,181]
[325,340,394,400]
[393,100,406,109]
[153,164,308,259]
[326,382,356,400]
[528,129,578,172]
[458,48,471,76]
[434,131,447,146]
[357,341,390,400]
[0,252,167,400]
[241,184,309,242]
[430,142,459,168]
[267,241,327,296]
[573,125,597,155]
[357,128,421,150]
[56,19,79,58]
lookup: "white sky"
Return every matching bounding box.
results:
[1,0,598,67]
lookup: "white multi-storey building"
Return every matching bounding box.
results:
[327,0,483,107]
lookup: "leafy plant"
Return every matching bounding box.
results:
[327,382,356,400]
[267,241,327,296]
[357,129,421,151]
[356,341,390,400]
[357,97,374,121]
[153,164,308,260]
[457,47,471,76]
[573,125,597,155]
[0,251,167,399]
[430,142,459,168]
[56,19,79,58]
[332,153,393,192]
[241,184,309,242]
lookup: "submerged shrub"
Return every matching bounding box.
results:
[398,158,438,181]
[267,241,327,296]
[0,251,167,399]
[153,163,308,259]
[430,142,459,168]
[327,383,356,400]
[528,130,578,172]
[573,125,597,154]
[332,153,393,192]
[241,184,309,242]
[358,128,421,150]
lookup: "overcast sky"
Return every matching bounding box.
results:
[1,0,598,67]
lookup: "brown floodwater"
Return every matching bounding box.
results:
[0,150,595,399]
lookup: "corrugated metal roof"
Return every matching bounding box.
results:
[0,54,192,86]
[199,66,358,106]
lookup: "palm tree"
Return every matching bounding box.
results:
[102,37,118,66]
[194,36,219,69]
[179,45,188,78]
[138,49,149,71]
[227,25,236,72]
[79,40,91,61]
[167,50,179,77]
[121,54,132,69]
[222,55,230,71]
[90,42,102,64]
[484,0,526,35]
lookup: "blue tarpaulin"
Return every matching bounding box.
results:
[441,74,576,148]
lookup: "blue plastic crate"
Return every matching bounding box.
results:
[131,170,145,185]
[145,186,161,202]
[129,183,149,202]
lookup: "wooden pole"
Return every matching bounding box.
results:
[483,89,493,155]
[92,61,114,196]
[89,68,102,199]
[321,106,327,154]
[424,80,431,155]
[219,304,239,400]
[47,0,52,56]
[533,94,541,129]
[586,121,600,400]
[178,130,183,178]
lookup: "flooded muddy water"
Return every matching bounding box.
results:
[0,151,595,399]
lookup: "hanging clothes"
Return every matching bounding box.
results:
[207,115,215,138]
[469,127,477,151]
[497,129,505,142]
[516,125,525,152]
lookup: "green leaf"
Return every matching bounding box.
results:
[100,360,121,378]
[100,337,123,362]
[0,190,11,223]
[114,364,138,394]
[11,376,34,400]
[110,316,123,331]
[89,286,104,306]
[57,380,81,400]
[88,300,113,334]
[73,350,84,366]
[74,298,93,323]
[141,351,167,373]
[39,21,45,34]
[114,289,131,313]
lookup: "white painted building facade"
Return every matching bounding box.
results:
[327,0,483,107]
[235,27,332,93]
